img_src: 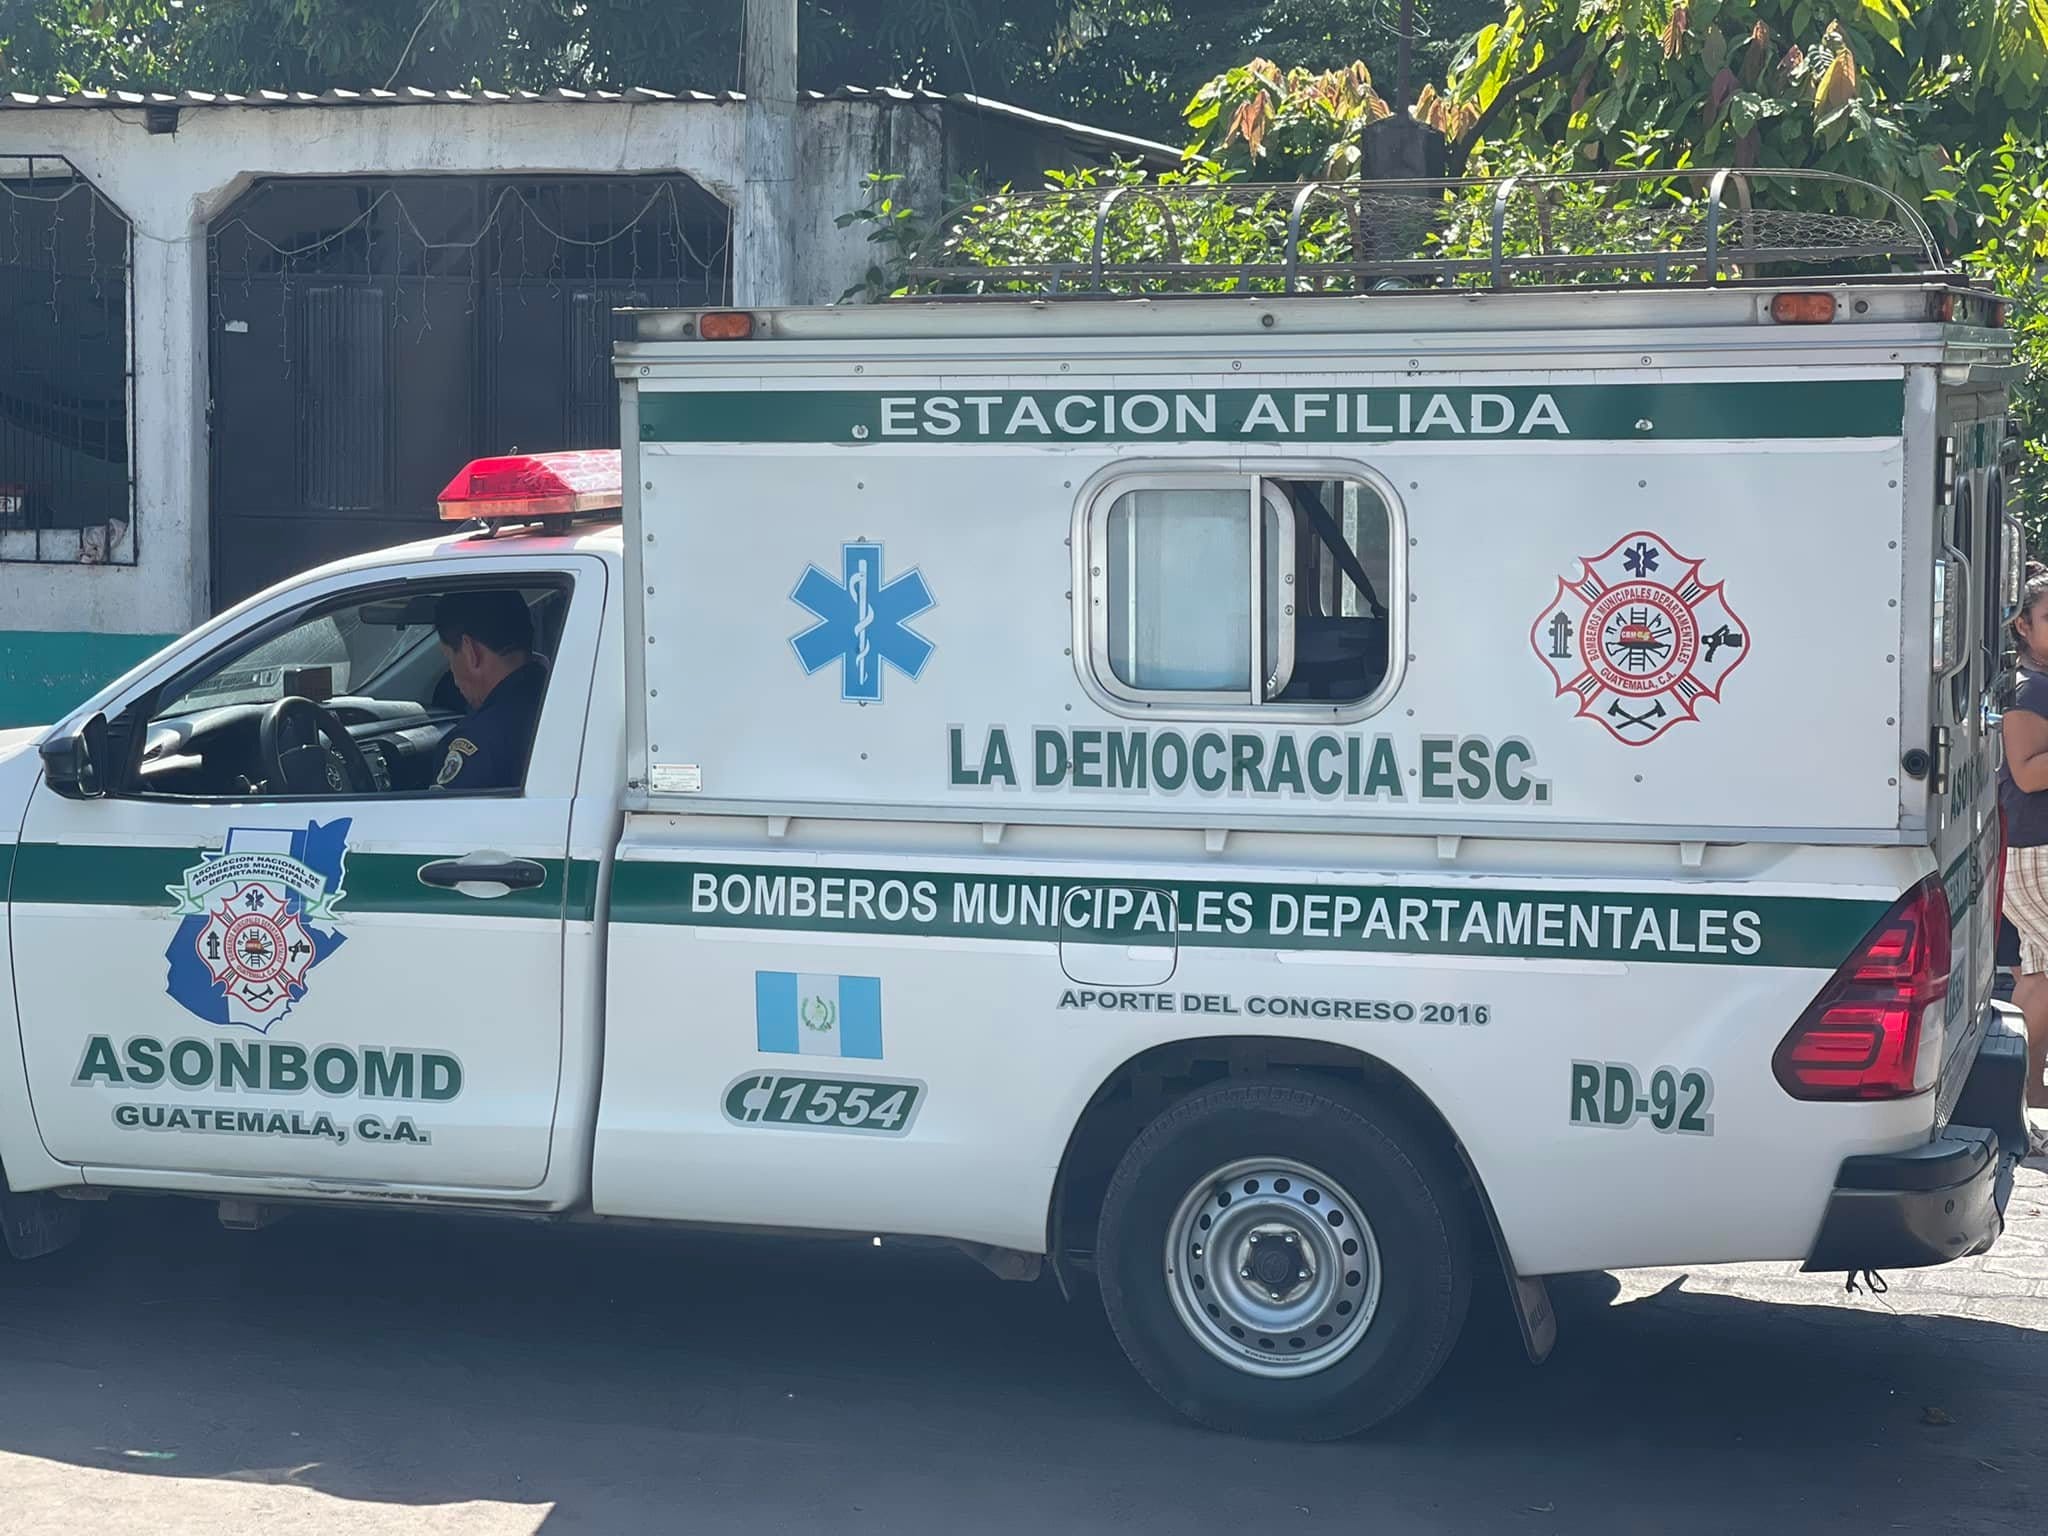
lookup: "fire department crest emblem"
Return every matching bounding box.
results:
[163,820,350,1031]
[1529,532,1749,746]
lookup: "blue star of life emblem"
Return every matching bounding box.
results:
[789,541,935,702]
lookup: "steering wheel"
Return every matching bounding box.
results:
[258,696,376,796]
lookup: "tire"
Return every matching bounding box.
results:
[1096,1075,1472,1440]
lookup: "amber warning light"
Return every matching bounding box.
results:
[437,449,623,522]
[1769,292,1837,324]
[696,310,756,340]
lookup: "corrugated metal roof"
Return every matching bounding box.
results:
[0,85,732,107]
[0,83,1181,163]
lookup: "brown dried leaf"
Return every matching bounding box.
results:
[1815,38,1858,114]
[1229,95,1271,155]
[1661,5,1690,59]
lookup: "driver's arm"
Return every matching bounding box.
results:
[433,734,481,790]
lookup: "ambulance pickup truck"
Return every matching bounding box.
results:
[0,207,2033,1439]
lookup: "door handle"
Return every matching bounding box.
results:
[418,857,548,891]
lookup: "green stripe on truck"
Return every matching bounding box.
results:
[637,380,1907,446]
[9,843,580,923]
[611,860,1891,969]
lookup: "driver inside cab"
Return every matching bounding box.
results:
[433,590,548,792]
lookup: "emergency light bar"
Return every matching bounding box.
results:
[437,449,623,522]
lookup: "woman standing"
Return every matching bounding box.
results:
[1996,571,2048,1151]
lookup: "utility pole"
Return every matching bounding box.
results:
[1396,0,1415,113]
[738,0,798,307]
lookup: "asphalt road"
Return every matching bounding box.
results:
[0,1168,2041,1536]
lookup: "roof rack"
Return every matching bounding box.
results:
[898,168,1950,298]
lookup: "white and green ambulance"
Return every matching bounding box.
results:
[0,176,2032,1438]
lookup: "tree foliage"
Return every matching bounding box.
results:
[1434,2,2048,193]
[1426,2,2048,529]
[1184,58,1394,178]
[0,0,1500,140]
[836,4,2048,532]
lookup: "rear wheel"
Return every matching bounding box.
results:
[1097,1077,1471,1439]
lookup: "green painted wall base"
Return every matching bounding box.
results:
[0,631,175,729]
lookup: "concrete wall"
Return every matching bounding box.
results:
[0,96,960,725]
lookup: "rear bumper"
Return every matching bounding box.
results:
[1802,1005,2027,1273]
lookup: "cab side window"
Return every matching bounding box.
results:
[1085,471,1397,716]
[108,578,570,800]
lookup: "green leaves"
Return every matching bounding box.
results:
[1182,56,1393,178]
[1860,0,1906,53]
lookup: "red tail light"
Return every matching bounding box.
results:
[1773,875,1951,1100]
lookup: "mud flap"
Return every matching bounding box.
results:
[1,1185,82,1260]
[1455,1140,1556,1364]
[1509,1274,1558,1364]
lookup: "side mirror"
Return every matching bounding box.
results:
[40,712,110,800]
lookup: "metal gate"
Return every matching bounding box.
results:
[0,157,132,566]
[207,175,730,608]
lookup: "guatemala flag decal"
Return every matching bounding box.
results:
[755,971,884,1059]
[164,820,351,1032]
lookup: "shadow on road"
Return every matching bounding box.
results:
[0,1197,2036,1533]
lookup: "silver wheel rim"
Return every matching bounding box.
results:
[1164,1156,1383,1379]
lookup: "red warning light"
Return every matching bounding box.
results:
[436,450,622,522]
